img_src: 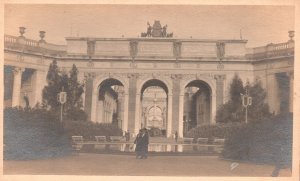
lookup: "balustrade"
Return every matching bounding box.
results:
[4,34,66,55]
[246,41,294,60]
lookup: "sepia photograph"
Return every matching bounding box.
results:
[1,1,298,180]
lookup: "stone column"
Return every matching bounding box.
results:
[84,73,95,121]
[123,93,129,132]
[287,72,294,112]
[267,73,280,114]
[33,69,46,106]
[171,74,182,137]
[117,92,125,128]
[12,67,24,107]
[178,93,184,138]
[167,94,173,138]
[127,74,138,135]
[214,75,226,109]
[134,93,141,134]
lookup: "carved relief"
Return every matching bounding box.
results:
[216,41,226,60]
[173,41,182,58]
[87,40,95,56]
[130,62,137,68]
[130,40,138,58]
[87,60,94,67]
[217,63,224,70]
[17,54,24,62]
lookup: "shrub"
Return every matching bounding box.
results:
[222,113,292,166]
[187,122,245,140]
[65,108,87,121]
[64,121,123,140]
[4,107,72,160]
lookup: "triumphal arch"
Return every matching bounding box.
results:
[4,21,294,138]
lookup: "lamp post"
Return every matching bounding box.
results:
[57,87,67,125]
[241,85,252,123]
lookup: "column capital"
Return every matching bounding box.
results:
[171,74,182,80]
[127,73,139,79]
[214,74,226,81]
[13,67,25,75]
[84,72,96,80]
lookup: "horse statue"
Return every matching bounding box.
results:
[167,32,173,37]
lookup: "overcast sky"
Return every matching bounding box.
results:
[4,4,294,47]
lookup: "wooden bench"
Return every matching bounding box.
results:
[110,136,124,142]
[71,136,84,151]
[95,136,106,142]
[214,138,225,145]
[197,137,209,144]
[183,137,194,144]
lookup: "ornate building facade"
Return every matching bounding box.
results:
[4,22,294,138]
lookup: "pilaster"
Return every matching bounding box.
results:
[214,74,226,109]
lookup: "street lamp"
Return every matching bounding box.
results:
[241,85,252,123]
[57,87,67,125]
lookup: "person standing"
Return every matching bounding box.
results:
[175,131,178,143]
[133,128,149,159]
[134,129,143,159]
[140,128,149,159]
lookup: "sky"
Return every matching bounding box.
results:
[4,4,295,47]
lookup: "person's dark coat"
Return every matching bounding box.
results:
[134,132,149,154]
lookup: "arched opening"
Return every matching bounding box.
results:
[96,78,125,128]
[140,79,168,137]
[183,80,212,136]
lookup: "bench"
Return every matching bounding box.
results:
[95,136,107,142]
[183,137,194,144]
[214,138,225,145]
[71,136,84,151]
[110,136,124,142]
[197,137,209,144]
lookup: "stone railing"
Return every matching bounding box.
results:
[246,41,294,60]
[4,34,67,56]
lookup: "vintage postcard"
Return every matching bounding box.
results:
[1,1,299,181]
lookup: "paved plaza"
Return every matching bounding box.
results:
[4,153,291,176]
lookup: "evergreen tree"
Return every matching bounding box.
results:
[247,79,271,122]
[216,74,245,123]
[43,60,63,110]
[229,74,245,110]
[216,74,271,123]
[66,64,84,111]
[42,61,84,116]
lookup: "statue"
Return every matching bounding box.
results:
[140,21,174,38]
[167,32,173,37]
[146,22,152,37]
[162,25,167,37]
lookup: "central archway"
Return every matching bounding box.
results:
[136,79,172,137]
